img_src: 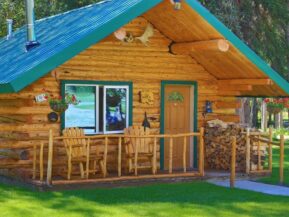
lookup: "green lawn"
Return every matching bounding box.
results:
[258,141,289,185]
[1,182,289,217]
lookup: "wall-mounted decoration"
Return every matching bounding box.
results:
[47,112,59,123]
[168,91,184,104]
[142,112,151,130]
[114,27,134,43]
[136,24,154,46]
[114,28,127,41]
[42,89,80,122]
[35,93,48,103]
[170,0,182,10]
[139,90,154,105]
[114,24,154,46]
[205,100,213,114]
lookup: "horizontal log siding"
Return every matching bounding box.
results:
[0,17,239,177]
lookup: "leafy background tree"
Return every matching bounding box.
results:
[200,0,289,81]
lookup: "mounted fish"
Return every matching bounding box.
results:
[135,23,154,46]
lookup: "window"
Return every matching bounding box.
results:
[63,82,131,134]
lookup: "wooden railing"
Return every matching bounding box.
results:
[243,128,285,184]
[32,128,205,185]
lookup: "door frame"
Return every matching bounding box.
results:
[160,80,198,170]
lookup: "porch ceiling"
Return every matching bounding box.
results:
[144,0,289,97]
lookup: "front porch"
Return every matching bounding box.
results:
[30,128,205,187]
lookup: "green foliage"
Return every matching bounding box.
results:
[200,0,289,81]
[259,141,289,185]
[168,91,184,103]
[273,128,289,137]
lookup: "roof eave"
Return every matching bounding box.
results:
[186,0,289,95]
[0,83,17,93]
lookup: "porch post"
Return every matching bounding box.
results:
[46,129,54,185]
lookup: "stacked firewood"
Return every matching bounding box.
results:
[204,120,266,172]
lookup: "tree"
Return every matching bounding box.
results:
[200,0,289,81]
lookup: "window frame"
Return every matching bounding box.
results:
[61,80,133,135]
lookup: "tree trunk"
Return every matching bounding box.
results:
[261,100,267,131]
[275,113,282,129]
[239,98,251,127]
[251,98,258,128]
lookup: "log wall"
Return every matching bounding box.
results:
[0,17,240,178]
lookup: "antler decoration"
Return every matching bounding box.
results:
[114,24,154,46]
[170,0,182,10]
[135,24,154,46]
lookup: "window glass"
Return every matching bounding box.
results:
[64,84,129,134]
[105,87,128,133]
[65,85,96,133]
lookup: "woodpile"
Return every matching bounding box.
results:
[205,120,266,172]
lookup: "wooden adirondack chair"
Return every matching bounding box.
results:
[124,126,156,175]
[62,128,106,180]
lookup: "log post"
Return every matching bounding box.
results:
[268,128,273,172]
[183,136,187,173]
[199,128,205,176]
[153,137,157,175]
[257,135,261,171]
[280,135,285,185]
[245,128,251,174]
[46,129,53,185]
[230,136,237,188]
[32,144,37,179]
[169,137,173,174]
[86,138,90,179]
[118,137,122,177]
[134,136,139,176]
[39,142,44,182]
[104,137,108,178]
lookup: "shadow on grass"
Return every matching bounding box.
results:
[1,181,289,217]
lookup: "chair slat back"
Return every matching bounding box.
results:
[124,126,151,154]
[63,128,87,158]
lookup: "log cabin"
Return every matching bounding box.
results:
[0,0,288,186]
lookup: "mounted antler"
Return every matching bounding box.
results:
[135,24,154,46]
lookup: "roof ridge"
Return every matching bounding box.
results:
[36,0,113,23]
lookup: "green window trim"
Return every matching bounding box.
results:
[160,80,198,170]
[60,80,133,133]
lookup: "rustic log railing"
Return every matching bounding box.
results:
[243,128,285,184]
[230,136,237,188]
[32,128,205,186]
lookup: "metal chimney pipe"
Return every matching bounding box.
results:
[25,0,40,51]
[6,19,13,40]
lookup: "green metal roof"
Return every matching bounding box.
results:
[0,0,288,94]
[0,0,162,93]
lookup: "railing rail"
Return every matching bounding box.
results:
[41,128,205,186]
[245,128,285,184]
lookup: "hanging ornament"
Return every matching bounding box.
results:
[114,28,127,41]
[170,0,182,10]
[142,112,151,130]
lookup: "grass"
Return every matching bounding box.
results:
[258,141,289,185]
[1,182,289,217]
